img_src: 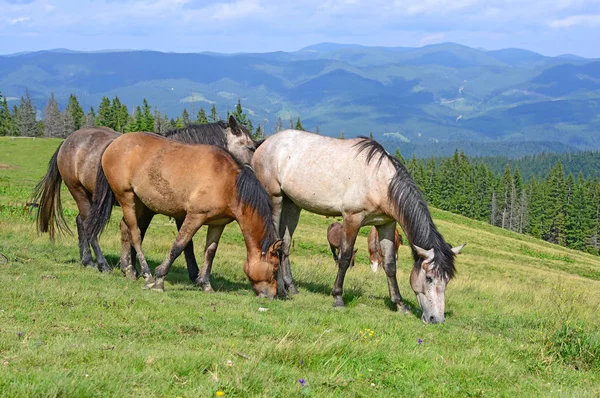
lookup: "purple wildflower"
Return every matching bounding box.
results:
[298,378,306,387]
[17,331,22,338]
[418,338,423,345]
[299,359,304,366]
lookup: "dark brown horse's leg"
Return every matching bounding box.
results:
[76,215,94,268]
[332,214,363,307]
[175,218,200,284]
[119,219,138,280]
[90,234,110,272]
[147,214,206,291]
[377,222,410,314]
[329,244,339,262]
[278,195,301,295]
[196,224,226,291]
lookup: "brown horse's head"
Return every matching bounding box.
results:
[410,243,465,324]
[245,240,282,299]
[226,115,256,164]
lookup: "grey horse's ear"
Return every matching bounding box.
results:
[451,243,466,255]
[413,245,434,262]
[228,115,241,135]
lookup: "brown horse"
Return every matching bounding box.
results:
[33,116,255,281]
[86,132,281,297]
[368,226,403,273]
[326,222,357,267]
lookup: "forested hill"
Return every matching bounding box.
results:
[1,43,600,154]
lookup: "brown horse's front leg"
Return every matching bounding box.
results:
[196,224,226,291]
[332,214,363,307]
[148,214,205,291]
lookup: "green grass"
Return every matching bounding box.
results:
[1,137,599,397]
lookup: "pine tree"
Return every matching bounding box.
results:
[182,108,190,126]
[196,108,208,124]
[339,131,345,139]
[11,105,19,136]
[229,99,253,134]
[254,124,264,140]
[209,104,219,122]
[393,148,405,165]
[294,117,304,131]
[110,97,127,133]
[369,132,374,139]
[132,106,144,132]
[0,92,12,136]
[43,93,63,137]
[62,109,76,138]
[96,97,111,127]
[545,161,566,245]
[18,89,37,137]
[84,107,96,128]
[66,94,84,131]
[274,117,283,133]
[141,99,154,131]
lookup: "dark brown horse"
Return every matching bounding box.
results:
[368,226,403,273]
[33,117,255,282]
[86,132,281,296]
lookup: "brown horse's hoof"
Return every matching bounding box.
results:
[124,266,138,281]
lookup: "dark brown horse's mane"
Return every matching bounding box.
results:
[160,121,251,147]
[353,137,456,280]
[235,165,278,253]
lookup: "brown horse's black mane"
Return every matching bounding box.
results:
[160,121,251,147]
[354,137,456,279]
[235,165,278,253]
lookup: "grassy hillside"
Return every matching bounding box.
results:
[0,137,599,397]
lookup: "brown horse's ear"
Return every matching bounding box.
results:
[270,240,283,256]
[228,115,241,135]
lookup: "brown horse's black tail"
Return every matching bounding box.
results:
[32,143,71,240]
[85,159,115,242]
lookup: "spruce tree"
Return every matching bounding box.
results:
[84,107,96,128]
[18,89,37,137]
[96,97,111,127]
[43,93,63,137]
[66,94,84,130]
[196,108,208,124]
[141,99,154,131]
[274,117,283,133]
[62,109,76,138]
[182,108,190,126]
[295,117,304,131]
[0,92,13,136]
[209,104,219,122]
[229,99,253,134]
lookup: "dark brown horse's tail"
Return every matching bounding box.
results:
[85,159,115,242]
[32,143,71,240]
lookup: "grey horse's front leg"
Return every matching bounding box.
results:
[377,222,410,314]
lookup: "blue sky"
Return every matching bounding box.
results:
[1,0,599,57]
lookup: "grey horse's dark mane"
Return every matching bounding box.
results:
[161,121,251,147]
[235,165,278,253]
[354,137,456,279]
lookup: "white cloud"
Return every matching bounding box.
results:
[548,14,600,28]
[9,16,30,24]
[419,32,445,45]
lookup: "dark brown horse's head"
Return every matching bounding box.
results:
[245,240,282,299]
[226,115,256,165]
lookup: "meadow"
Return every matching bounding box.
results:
[0,137,599,397]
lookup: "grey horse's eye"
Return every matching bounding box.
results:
[425,276,433,284]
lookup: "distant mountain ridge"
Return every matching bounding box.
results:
[1,42,599,156]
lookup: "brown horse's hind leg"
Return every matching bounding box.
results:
[76,215,94,268]
[332,214,363,307]
[196,224,226,291]
[119,219,138,280]
[377,222,410,314]
[118,193,153,281]
[147,214,206,291]
[175,218,200,284]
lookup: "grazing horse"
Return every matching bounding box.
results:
[33,116,255,281]
[327,222,358,267]
[368,226,403,273]
[252,130,465,323]
[86,132,282,297]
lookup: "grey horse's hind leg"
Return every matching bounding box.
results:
[278,195,302,295]
[331,214,362,307]
[195,224,226,291]
[377,222,410,314]
[76,215,94,268]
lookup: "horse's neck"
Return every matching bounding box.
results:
[235,209,269,261]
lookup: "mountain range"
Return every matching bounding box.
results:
[1,42,599,157]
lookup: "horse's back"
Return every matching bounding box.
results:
[58,127,120,194]
[254,130,395,217]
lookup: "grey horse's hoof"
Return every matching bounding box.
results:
[124,266,138,281]
[287,284,299,295]
[397,303,411,314]
[333,297,345,307]
[97,262,111,273]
